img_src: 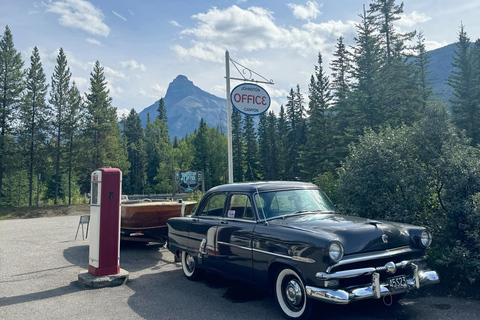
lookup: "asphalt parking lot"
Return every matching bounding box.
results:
[1,214,480,320]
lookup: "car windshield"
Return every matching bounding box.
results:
[254,188,335,220]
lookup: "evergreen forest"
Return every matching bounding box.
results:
[1,0,480,293]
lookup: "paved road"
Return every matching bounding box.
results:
[1,215,479,320]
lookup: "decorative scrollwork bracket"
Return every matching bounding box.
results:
[229,58,274,85]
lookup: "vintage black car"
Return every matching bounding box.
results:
[167,181,439,319]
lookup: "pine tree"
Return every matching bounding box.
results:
[414,30,433,110]
[369,0,415,63]
[144,114,171,193]
[471,39,480,144]
[18,47,49,206]
[157,97,167,122]
[285,86,306,179]
[276,105,289,180]
[258,111,279,180]
[49,48,71,204]
[231,107,245,182]
[0,26,24,200]
[369,0,421,127]
[351,8,383,132]
[331,37,351,109]
[258,112,269,179]
[64,82,83,204]
[330,37,354,166]
[124,109,146,194]
[82,61,129,192]
[243,114,260,181]
[301,52,332,180]
[448,25,478,145]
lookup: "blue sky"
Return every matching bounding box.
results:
[2,0,480,117]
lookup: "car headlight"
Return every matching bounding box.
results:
[329,242,344,262]
[420,230,432,248]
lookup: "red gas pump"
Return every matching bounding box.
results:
[88,168,122,276]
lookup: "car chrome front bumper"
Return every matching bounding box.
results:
[306,262,440,305]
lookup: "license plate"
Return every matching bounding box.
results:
[388,275,407,291]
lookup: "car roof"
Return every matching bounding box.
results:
[207,181,318,193]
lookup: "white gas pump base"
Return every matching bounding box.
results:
[77,268,129,289]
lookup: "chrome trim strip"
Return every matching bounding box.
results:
[252,248,315,263]
[317,267,377,280]
[317,259,419,280]
[326,246,422,273]
[222,218,257,224]
[306,270,440,305]
[292,256,315,264]
[252,248,292,259]
[217,241,252,251]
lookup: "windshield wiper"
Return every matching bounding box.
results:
[310,210,335,213]
[267,210,309,221]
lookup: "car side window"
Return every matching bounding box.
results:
[199,194,226,217]
[227,194,254,220]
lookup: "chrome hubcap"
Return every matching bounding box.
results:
[285,280,302,306]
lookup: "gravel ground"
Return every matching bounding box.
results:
[1,215,479,320]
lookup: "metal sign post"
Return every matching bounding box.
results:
[225,50,274,184]
[225,51,233,184]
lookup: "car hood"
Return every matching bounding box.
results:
[268,213,416,254]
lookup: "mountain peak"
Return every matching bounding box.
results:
[173,74,190,83]
[166,74,202,99]
[137,75,227,139]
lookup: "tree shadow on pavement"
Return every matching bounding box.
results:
[0,282,79,307]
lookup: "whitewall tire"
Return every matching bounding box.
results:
[274,267,312,319]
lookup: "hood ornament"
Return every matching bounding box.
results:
[382,234,389,244]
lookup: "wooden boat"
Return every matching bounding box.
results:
[120,200,196,242]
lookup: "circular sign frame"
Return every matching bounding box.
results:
[230,83,271,116]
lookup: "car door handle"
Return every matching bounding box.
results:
[192,218,199,222]
[221,220,228,225]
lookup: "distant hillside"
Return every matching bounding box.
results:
[138,75,227,139]
[427,43,456,102]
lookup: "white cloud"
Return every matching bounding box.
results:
[139,84,167,99]
[86,38,101,46]
[46,0,110,37]
[425,40,449,51]
[211,85,226,96]
[287,1,321,20]
[268,99,282,115]
[170,20,181,27]
[103,66,126,80]
[173,5,355,62]
[120,59,147,72]
[107,83,123,98]
[117,108,130,120]
[71,76,88,92]
[397,11,431,28]
[151,84,167,97]
[266,88,289,99]
[237,58,264,68]
[112,10,127,22]
[172,42,226,63]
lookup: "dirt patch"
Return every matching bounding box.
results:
[0,204,89,220]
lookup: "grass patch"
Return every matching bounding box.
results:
[0,204,89,220]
